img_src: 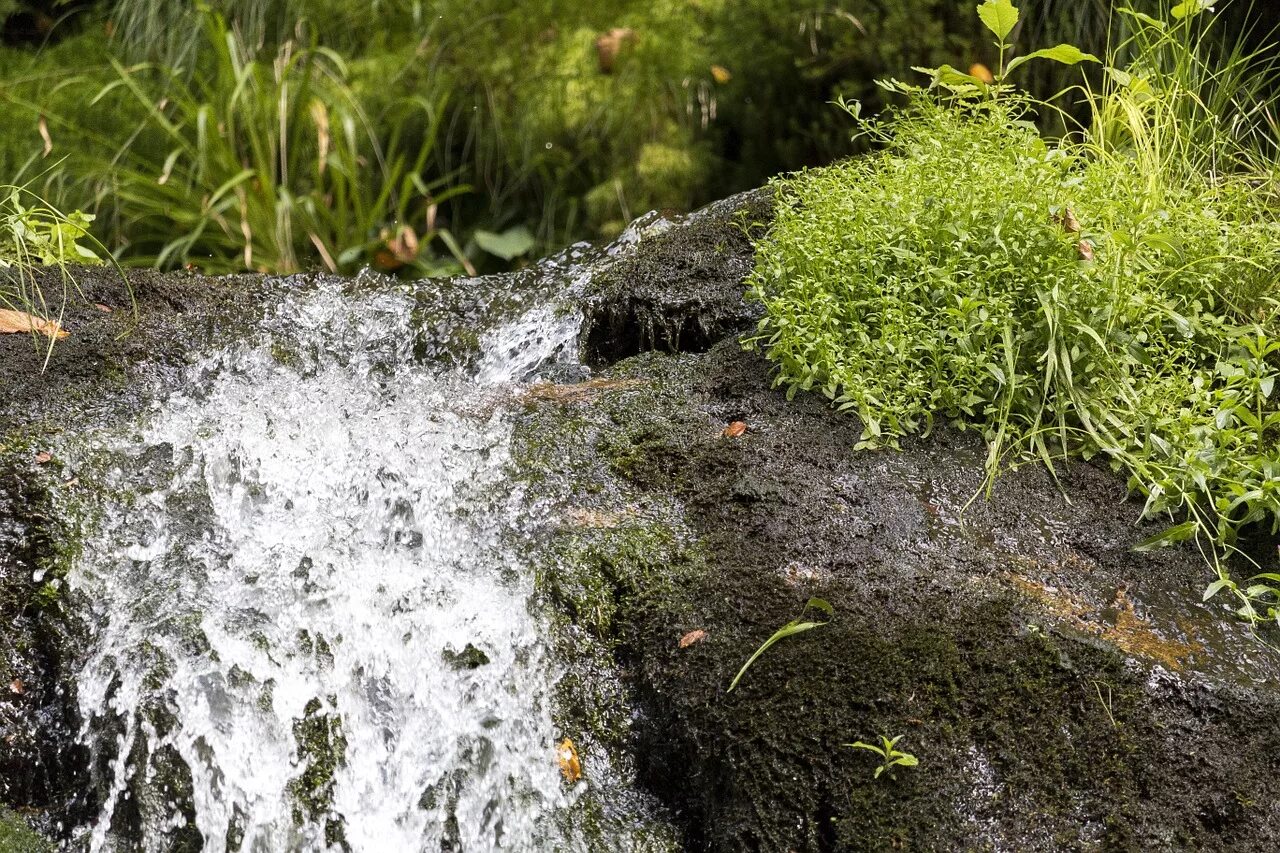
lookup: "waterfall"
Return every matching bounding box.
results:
[60,270,622,851]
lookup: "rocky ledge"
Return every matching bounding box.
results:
[523,190,1280,851]
[2,191,1279,851]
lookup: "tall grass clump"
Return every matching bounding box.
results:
[52,7,467,275]
[748,0,1280,623]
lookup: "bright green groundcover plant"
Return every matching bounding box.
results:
[747,0,1280,625]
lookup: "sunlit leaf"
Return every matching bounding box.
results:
[976,0,1019,42]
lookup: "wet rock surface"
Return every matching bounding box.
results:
[2,194,1279,850]
[0,265,275,843]
[521,193,1280,851]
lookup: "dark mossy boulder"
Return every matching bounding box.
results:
[3,191,1280,851]
[524,192,1280,852]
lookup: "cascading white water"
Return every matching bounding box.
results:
[60,273,620,852]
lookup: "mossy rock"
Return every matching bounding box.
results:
[0,808,51,852]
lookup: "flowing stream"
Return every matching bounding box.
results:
[58,257,651,850]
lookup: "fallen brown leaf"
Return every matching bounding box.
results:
[557,737,582,783]
[60,478,79,488]
[9,679,23,695]
[0,308,68,340]
[595,27,636,74]
[34,452,52,464]
[38,115,52,158]
[679,629,707,648]
[1060,206,1081,233]
[722,421,747,438]
[1077,240,1095,262]
[94,303,113,313]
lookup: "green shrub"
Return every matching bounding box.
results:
[748,0,1280,623]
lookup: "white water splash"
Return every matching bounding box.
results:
[66,281,594,851]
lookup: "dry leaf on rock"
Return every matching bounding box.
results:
[0,308,68,339]
[34,452,52,464]
[679,629,707,648]
[9,679,24,695]
[557,737,582,782]
[722,421,747,438]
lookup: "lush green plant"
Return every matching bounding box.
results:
[1,184,109,361]
[845,734,919,780]
[748,0,1280,624]
[727,597,832,692]
[55,6,469,275]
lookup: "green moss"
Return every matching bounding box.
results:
[0,808,52,853]
[289,697,348,848]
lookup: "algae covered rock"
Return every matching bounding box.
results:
[521,191,1280,851]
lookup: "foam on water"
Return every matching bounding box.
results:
[64,280,596,851]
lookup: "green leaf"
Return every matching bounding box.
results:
[892,754,919,768]
[728,601,833,692]
[1005,44,1100,75]
[1116,7,1167,30]
[1133,520,1197,551]
[976,0,1019,42]
[806,597,834,617]
[1203,578,1233,602]
[1171,0,1214,19]
[844,741,885,755]
[474,226,535,261]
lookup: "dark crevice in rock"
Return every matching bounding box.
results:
[582,189,773,364]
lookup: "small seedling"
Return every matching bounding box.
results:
[845,734,919,779]
[727,597,832,692]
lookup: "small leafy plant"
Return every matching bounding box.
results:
[727,597,832,692]
[748,0,1280,627]
[845,734,919,780]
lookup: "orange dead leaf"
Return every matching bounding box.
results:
[94,303,113,313]
[722,421,747,438]
[0,308,68,340]
[1077,240,1095,262]
[595,27,637,74]
[34,452,52,465]
[968,63,995,84]
[8,679,23,695]
[679,629,707,648]
[710,64,732,84]
[557,737,582,783]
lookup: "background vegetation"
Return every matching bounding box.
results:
[5,0,1273,277]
